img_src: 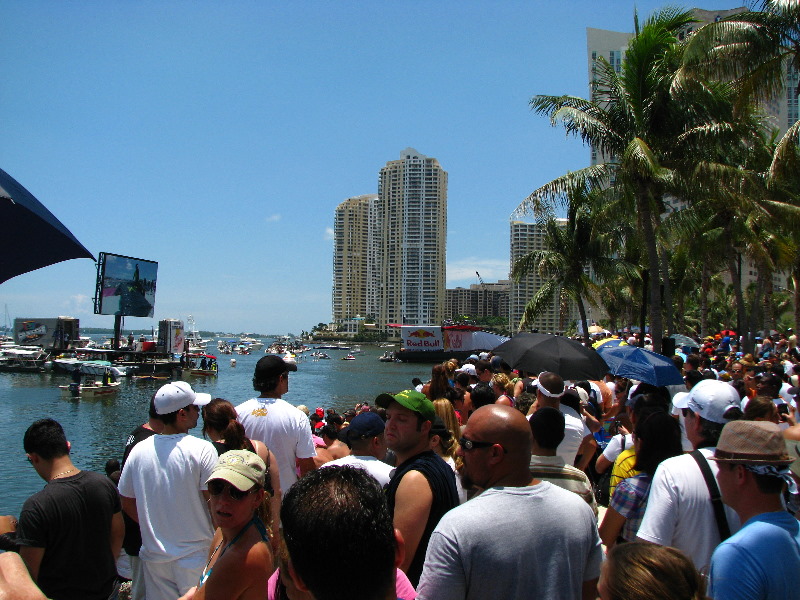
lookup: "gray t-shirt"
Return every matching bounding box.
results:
[418,482,603,600]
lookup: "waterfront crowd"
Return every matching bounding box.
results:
[2,330,800,600]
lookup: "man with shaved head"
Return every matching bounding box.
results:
[417,405,602,600]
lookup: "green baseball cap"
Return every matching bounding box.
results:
[375,389,436,422]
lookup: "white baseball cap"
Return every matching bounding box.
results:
[154,381,212,415]
[686,379,740,424]
[456,364,477,377]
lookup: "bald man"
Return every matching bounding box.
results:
[417,405,602,600]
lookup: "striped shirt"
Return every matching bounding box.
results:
[530,455,598,518]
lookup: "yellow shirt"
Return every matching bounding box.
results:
[609,447,640,498]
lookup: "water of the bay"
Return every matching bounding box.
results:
[0,340,428,515]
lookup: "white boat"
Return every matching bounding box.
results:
[239,337,264,351]
[185,315,208,352]
[350,345,363,354]
[0,347,48,372]
[341,354,356,361]
[59,381,121,398]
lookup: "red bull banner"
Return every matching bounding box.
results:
[401,326,444,351]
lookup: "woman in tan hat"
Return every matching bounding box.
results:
[180,450,274,600]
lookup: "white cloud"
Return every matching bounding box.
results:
[324,227,334,241]
[447,257,510,286]
[265,214,281,223]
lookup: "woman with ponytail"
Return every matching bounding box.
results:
[202,398,281,535]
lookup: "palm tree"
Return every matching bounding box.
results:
[682,0,800,113]
[523,8,745,352]
[511,187,636,345]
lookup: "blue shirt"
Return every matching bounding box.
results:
[708,511,800,600]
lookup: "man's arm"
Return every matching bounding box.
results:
[416,528,465,600]
[120,496,138,523]
[18,547,45,583]
[392,470,433,573]
[0,552,47,600]
[110,511,124,560]
[297,457,316,476]
[582,578,598,600]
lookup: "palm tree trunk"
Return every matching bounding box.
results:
[659,244,674,336]
[639,190,663,353]
[793,267,800,332]
[700,262,710,338]
[763,269,774,332]
[577,296,591,347]
[726,241,748,352]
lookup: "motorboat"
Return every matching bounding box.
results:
[378,350,396,362]
[341,354,356,361]
[59,380,121,398]
[0,347,48,372]
[185,316,208,352]
[182,353,218,377]
[239,337,264,351]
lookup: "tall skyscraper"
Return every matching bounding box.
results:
[509,219,573,334]
[332,194,375,324]
[368,148,448,329]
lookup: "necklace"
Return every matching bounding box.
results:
[51,468,75,481]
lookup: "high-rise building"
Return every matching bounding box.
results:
[367,148,447,329]
[332,194,375,324]
[445,280,510,322]
[509,219,575,334]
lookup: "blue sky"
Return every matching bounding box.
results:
[2,1,690,335]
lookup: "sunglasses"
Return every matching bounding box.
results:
[459,436,506,453]
[208,479,256,501]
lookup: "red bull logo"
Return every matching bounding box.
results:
[408,329,436,338]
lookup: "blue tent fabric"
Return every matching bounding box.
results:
[0,167,94,284]
[596,344,684,386]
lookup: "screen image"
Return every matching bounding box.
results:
[97,253,158,317]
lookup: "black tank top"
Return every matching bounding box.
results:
[385,450,459,586]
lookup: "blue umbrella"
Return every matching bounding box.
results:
[0,167,94,284]
[596,344,684,386]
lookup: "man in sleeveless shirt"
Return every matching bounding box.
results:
[376,390,459,587]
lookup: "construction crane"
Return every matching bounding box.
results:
[475,271,487,291]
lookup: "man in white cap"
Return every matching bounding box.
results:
[708,420,799,599]
[118,381,216,599]
[637,379,743,571]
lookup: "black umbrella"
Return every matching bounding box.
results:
[492,333,609,381]
[0,167,94,283]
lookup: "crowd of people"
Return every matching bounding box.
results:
[2,330,800,600]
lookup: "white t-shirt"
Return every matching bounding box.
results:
[118,434,216,565]
[235,397,317,489]
[557,405,590,466]
[637,447,741,572]
[319,455,393,487]
[670,394,693,452]
[779,383,795,406]
[444,455,467,504]
[601,433,634,463]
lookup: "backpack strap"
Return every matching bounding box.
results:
[690,449,731,541]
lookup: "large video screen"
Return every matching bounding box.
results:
[96,253,158,317]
